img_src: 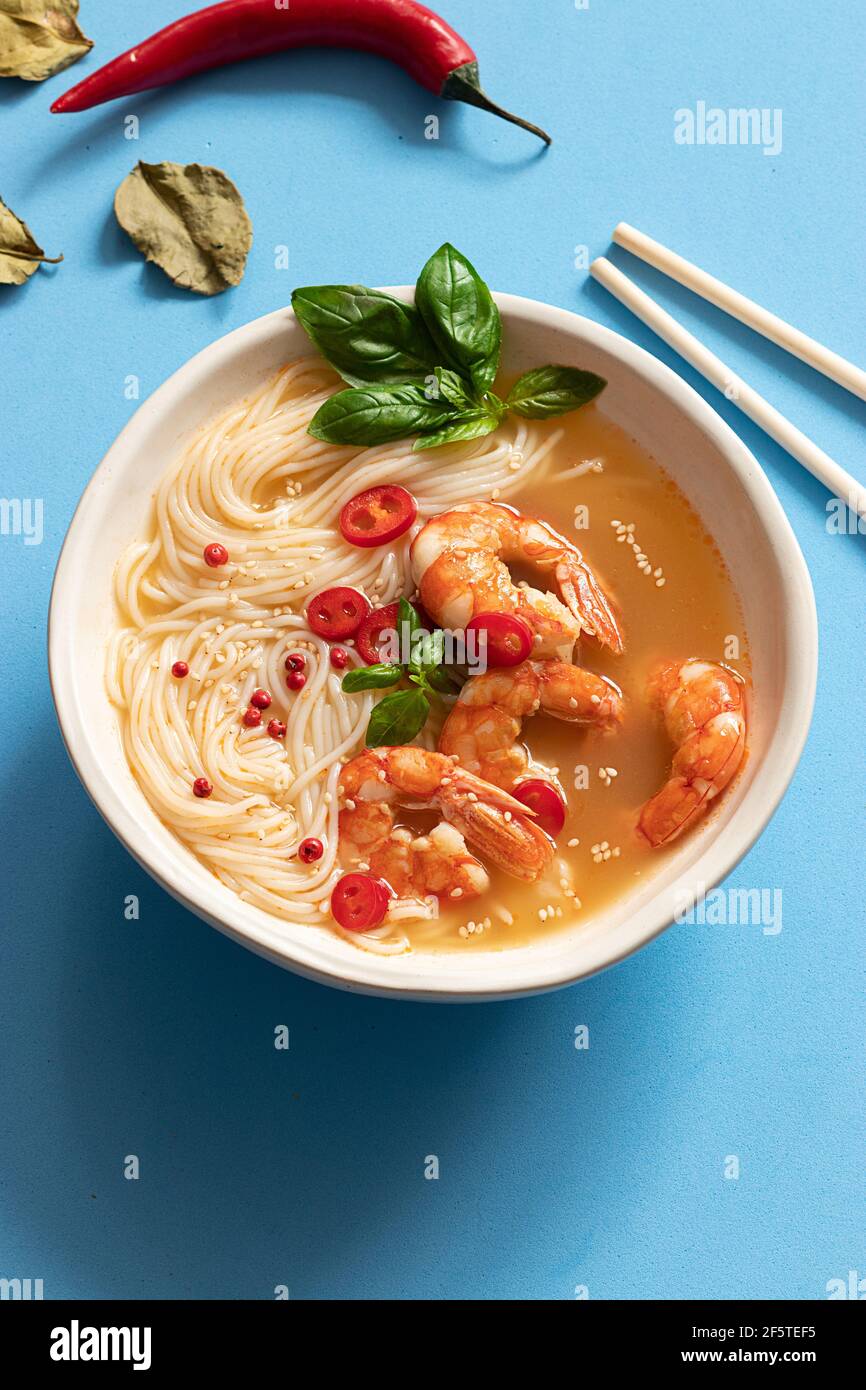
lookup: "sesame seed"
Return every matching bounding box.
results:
[568,837,580,848]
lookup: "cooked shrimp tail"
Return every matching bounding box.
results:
[638,660,747,847]
[440,659,623,789]
[338,745,554,892]
[411,501,623,659]
[556,551,624,655]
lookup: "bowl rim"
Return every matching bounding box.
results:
[48,291,818,1001]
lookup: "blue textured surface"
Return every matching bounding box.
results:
[0,0,863,1300]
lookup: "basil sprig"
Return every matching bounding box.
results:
[291,243,606,451]
[342,598,459,747]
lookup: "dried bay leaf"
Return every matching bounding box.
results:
[0,193,62,285]
[0,0,92,82]
[114,161,253,297]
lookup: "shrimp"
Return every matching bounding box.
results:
[338,746,555,891]
[439,660,623,789]
[410,501,623,659]
[638,660,747,847]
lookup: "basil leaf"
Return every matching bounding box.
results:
[365,688,429,747]
[398,596,422,637]
[114,161,252,296]
[291,285,440,387]
[308,384,454,447]
[0,0,92,82]
[425,666,461,694]
[431,366,477,410]
[413,412,501,451]
[341,664,403,693]
[416,243,502,394]
[507,365,607,418]
[410,628,445,671]
[0,194,62,285]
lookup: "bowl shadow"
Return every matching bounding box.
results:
[3,706,681,1297]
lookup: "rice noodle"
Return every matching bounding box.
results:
[108,359,559,953]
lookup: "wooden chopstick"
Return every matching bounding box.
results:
[590,255,866,525]
[613,222,866,403]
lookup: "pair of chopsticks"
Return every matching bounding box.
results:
[591,224,866,526]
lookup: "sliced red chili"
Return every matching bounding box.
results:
[355,602,400,665]
[306,586,370,640]
[513,779,566,838]
[331,873,392,932]
[466,611,533,668]
[340,485,418,548]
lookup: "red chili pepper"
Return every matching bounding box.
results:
[306,586,370,640]
[340,484,417,548]
[331,872,392,931]
[51,0,551,143]
[512,779,566,839]
[465,612,533,668]
[355,601,400,665]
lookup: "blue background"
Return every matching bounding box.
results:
[1,0,862,1300]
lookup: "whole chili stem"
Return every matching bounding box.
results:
[51,0,551,143]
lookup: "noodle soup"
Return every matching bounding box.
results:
[108,358,749,956]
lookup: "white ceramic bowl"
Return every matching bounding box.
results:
[49,293,817,1000]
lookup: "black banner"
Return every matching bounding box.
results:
[1,1298,860,1373]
